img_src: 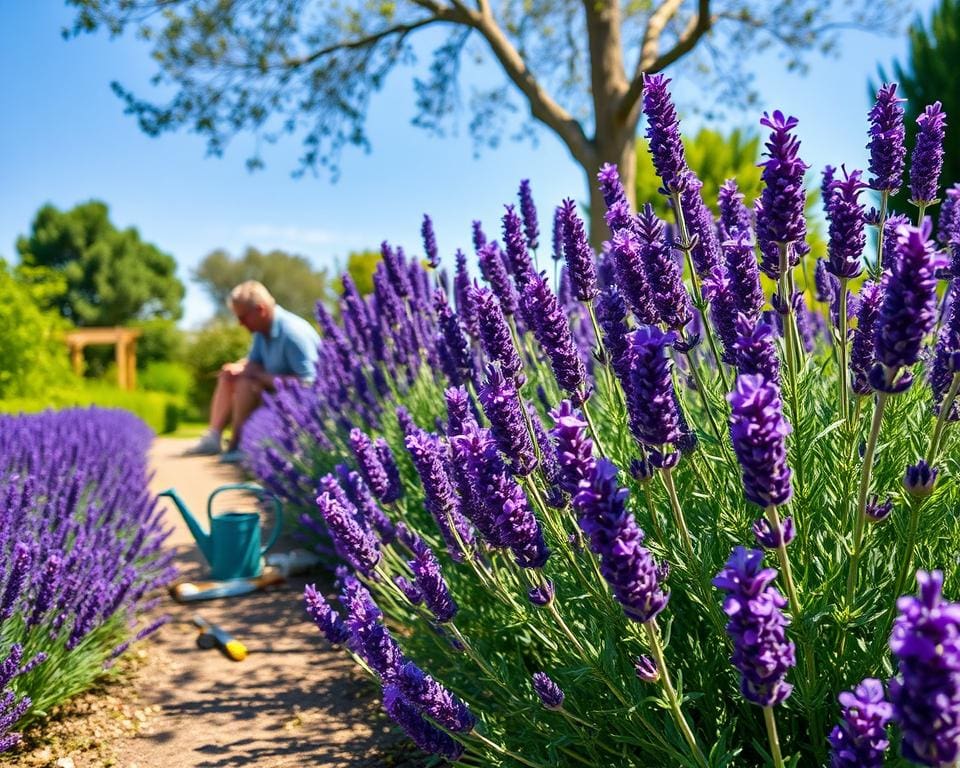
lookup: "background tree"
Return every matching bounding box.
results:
[635,127,762,218]
[193,246,331,321]
[881,0,960,203]
[342,250,382,296]
[67,0,906,243]
[16,201,183,325]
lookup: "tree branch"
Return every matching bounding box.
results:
[619,0,712,122]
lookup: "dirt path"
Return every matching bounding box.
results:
[109,438,402,768]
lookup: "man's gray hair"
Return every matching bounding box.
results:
[228,280,276,311]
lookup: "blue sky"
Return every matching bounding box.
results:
[0,2,936,327]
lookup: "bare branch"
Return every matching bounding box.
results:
[619,0,712,122]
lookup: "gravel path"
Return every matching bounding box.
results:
[110,437,403,768]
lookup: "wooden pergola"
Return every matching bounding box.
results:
[65,327,143,391]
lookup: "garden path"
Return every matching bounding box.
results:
[109,437,402,768]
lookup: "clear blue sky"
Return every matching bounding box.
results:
[0,2,936,327]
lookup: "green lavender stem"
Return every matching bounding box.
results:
[927,371,960,465]
[644,619,708,768]
[870,190,890,280]
[763,706,786,768]
[661,465,696,561]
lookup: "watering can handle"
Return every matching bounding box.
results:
[207,483,283,556]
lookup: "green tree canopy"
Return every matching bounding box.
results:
[16,201,183,326]
[635,127,762,218]
[193,246,331,321]
[343,250,382,296]
[880,0,960,202]
[67,0,906,243]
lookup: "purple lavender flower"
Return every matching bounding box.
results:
[882,213,911,270]
[518,179,540,251]
[341,578,405,681]
[532,672,565,710]
[316,489,380,575]
[479,365,537,476]
[598,163,628,208]
[549,400,596,495]
[723,234,764,321]
[0,542,31,621]
[635,655,660,683]
[470,284,523,380]
[635,204,692,330]
[626,326,681,449]
[453,250,479,339]
[496,476,550,569]
[409,543,458,623]
[930,291,960,420]
[713,547,796,707]
[910,102,948,207]
[434,290,472,385]
[559,198,598,301]
[753,516,795,549]
[477,241,518,316]
[304,584,350,644]
[718,179,753,240]
[868,83,907,194]
[682,183,724,277]
[528,579,555,606]
[521,272,588,403]
[642,74,690,195]
[889,570,960,766]
[850,281,884,395]
[825,170,867,279]
[471,220,487,253]
[703,265,739,365]
[757,111,809,275]
[394,575,423,604]
[828,678,893,768]
[609,228,658,325]
[874,222,945,379]
[728,374,793,508]
[573,460,669,623]
[374,438,403,504]
[904,460,939,497]
[865,495,894,523]
[551,206,564,263]
[502,204,535,285]
[596,286,632,385]
[421,214,439,268]
[398,661,475,732]
[938,185,960,246]
[382,684,464,760]
[349,429,390,502]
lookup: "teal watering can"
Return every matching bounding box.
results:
[158,483,283,580]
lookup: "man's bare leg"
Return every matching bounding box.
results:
[209,372,236,432]
[226,377,263,452]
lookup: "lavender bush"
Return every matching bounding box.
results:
[243,79,960,766]
[0,408,174,751]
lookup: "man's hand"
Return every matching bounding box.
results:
[219,360,248,380]
[241,362,275,390]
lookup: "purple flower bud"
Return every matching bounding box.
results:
[496,476,550,569]
[629,457,655,483]
[471,220,487,253]
[728,374,793,508]
[304,584,351,644]
[518,179,540,251]
[874,222,945,374]
[718,179,753,240]
[753,516,795,549]
[374,438,403,504]
[733,314,781,384]
[549,400,596,495]
[394,576,423,605]
[938,185,960,246]
[598,163,628,209]
[477,242,518,316]
[349,429,390,501]
[609,228,659,325]
[531,672,565,710]
[421,214,439,268]
[635,205,692,330]
[503,204,535,285]
[551,206,564,263]
[528,579,555,607]
[828,678,893,768]
[757,111,809,274]
[341,578,405,681]
[627,326,681,449]
[634,655,660,683]
[904,460,939,498]
[889,570,960,767]
[453,250,479,339]
[398,661,475,732]
[573,460,669,623]
[409,543,458,623]
[910,102,948,206]
[521,272,588,403]
[559,199,598,301]
[479,365,537,476]
[471,285,523,380]
[316,489,380,575]
[703,264,739,365]
[865,495,893,523]
[825,169,867,279]
[434,290,472,385]
[848,281,884,395]
[713,547,796,707]
[868,83,907,194]
[382,684,464,761]
[723,233,764,322]
[642,74,691,195]
[882,213,911,270]
[597,286,632,386]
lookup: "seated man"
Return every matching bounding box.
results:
[186,281,320,462]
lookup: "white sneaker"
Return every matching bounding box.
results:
[183,431,223,456]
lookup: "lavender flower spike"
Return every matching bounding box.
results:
[910,102,948,207]
[728,374,793,508]
[827,678,893,768]
[479,365,537,476]
[316,489,380,575]
[398,661,475,732]
[626,326,681,450]
[409,543,458,623]
[713,547,796,707]
[559,198,598,301]
[518,179,540,251]
[889,570,960,767]
[549,400,596,495]
[304,584,351,645]
[867,83,906,194]
[502,204,535,285]
[849,281,883,395]
[382,684,464,761]
[421,214,439,268]
[825,169,867,279]
[470,284,523,380]
[532,672,565,710]
[642,73,690,195]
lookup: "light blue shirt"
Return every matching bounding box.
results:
[248,305,320,381]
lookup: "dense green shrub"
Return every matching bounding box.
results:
[182,321,251,415]
[139,360,193,399]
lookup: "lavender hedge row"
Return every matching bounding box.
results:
[243,78,960,766]
[0,408,174,751]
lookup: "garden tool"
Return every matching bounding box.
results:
[158,483,283,580]
[191,614,247,661]
[170,569,285,602]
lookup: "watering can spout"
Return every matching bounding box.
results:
[157,489,215,565]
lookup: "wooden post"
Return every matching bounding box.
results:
[69,343,83,376]
[126,336,137,390]
[115,331,128,391]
